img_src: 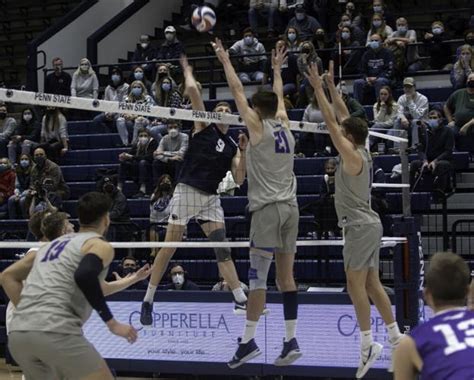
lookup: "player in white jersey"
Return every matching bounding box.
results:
[1,192,152,380]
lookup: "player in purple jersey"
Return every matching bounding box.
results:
[394,252,474,380]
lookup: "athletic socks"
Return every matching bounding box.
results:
[360,330,373,351]
[241,320,258,344]
[387,322,402,343]
[284,320,297,342]
[283,291,298,342]
[232,287,247,304]
[144,284,157,303]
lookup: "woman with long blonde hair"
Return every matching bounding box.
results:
[451,44,474,89]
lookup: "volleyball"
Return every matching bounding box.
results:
[191,6,216,32]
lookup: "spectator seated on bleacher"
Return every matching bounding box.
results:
[338,12,366,45]
[264,39,298,98]
[353,33,394,105]
[129,65,153,94]
[228,27,267,84]
[152,120,189,184]
[149,174,173,258]
[311,28,333,69]
[0,158,15,219]
[151,75,182,110]
[118,128,158,199]
[370,86,398,152]
[110,256,147,290]
[8,107,40,165]
[390,77,428,149]
[423,20,453,71]
[370,0,395,29]
[92,67,130,133]
[0,103,17,159]
[456,29,474,58]
[450,45,473,90]
[156,26,185,63]
[297,41,323,106]
[332,26,363,75]
[7,154,31,219]
[70,58,98,100]
[344,2,362,29]
[248,0,279,38]
[386,17,422,76]
[164,263,200,291]
[340,82,368,121]
[44,57,72,96]
[116,81,155,146]
[284,26,302,53]
[366,13,393,45]
[409,109,454,194]
[131,34,157,80]
[444,73,474,152]
[37,107,69,163]
[299,95,327,156]
[287,4,321,42]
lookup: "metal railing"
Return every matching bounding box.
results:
[451,219,474,255]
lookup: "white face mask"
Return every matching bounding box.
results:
[172,273,184,285]
[23,113,33,122]
[168,128,179,138]
[165,33,174,41]
[141,43,149,49]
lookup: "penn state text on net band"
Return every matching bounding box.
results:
[0,88,408,143]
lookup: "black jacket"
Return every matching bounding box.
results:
[418,125,454,162]
[44,72,72,96]
[15,120,41,142]
[128,138,158,163]
[107,189,131,222]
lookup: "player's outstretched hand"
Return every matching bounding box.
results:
[272,45,287,70]
[238,130,249,151]
[132,263,153,282]
[304,62,323,90]
[211,38,229,64]
[107,319,138,344]
[322,60,335,88]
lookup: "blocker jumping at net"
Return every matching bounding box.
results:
[305,61,403,378]
[212,39,302,369]
[141,55,249,325]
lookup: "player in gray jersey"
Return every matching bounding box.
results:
[305,62,402,378]
[1,192,151,380]
[213,39,302,369]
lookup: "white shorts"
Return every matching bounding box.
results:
[168,183,225,225]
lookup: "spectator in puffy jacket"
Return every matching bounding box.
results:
[7,108,40,164]
[118,128,158,199]
[229,28,267,83]
[157,26,185,62]
[38,107,69,162]
[132,34,157,80]
[7,154,32,219]
[287,4,321,41]
[0,103,17,159]
[423,20,453,70]
[44,57,72,96]
[353,33,394,104]
[0,158,15,218]
[450,45,473,90]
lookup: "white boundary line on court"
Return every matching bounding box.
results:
[0,88,408,142]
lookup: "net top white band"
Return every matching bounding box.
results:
[0,88,408,142]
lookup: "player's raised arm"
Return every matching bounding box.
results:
[180,55,207,132]
[101,263,152,296]
[324,60,351,123]
[272,46,290,125]
[211,38,262,140]
[1,252,37,306]
[305,63,362,176]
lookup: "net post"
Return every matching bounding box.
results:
[399,131,411,217]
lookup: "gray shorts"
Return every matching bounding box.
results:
[343,223,383,271]
[250,202,299,254]
[9,331,103,380]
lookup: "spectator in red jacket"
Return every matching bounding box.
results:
[0,157,16,218]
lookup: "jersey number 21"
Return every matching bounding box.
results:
[274,130,290,154]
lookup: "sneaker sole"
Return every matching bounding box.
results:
[274,350,303,366]
[356,343,383,379]
[227,348,262,369]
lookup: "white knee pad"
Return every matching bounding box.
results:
[248,249,273,291]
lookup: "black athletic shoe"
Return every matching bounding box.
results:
[228,338,261,369]
[274,337,303,366]
[140,301,153,326]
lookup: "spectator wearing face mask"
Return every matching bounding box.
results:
[353,33,394,104]
[386,17,422,75]
[456,29,474,58]
[70,58,98,99]
[0,158,16,218]
[7,154,32,219]
[164,263,200,291]
[117,128,158,199]
[424,21,453,71]
[149,174,174,259]
[366,13,393,45]
[132,35,157,80]
[444,73,474,151]
[7,108,40,164]
[248,0,279,39]
[284,27,301,53]
[152,121,189,183]
[92,67,130,133]
[409,109,454,193]
[229,28,267,83]
[344,2,362,28]
[38,107,69,162]
[451,45,474,90]
[369,0,395,29]
[157,26,185,62]
[312,28,333,68]
[0,103,17,159]
[129,66,153,94]
[338,13,365,45]
[287,4,321,41]
[297,41,323,106]
[116,81,156,146]
[151,76,182,109]
[44,57,72,96]
[111,256,147,289]
[332,26,363,75]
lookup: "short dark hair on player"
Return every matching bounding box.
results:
[251,90,278,119]
[426,252,470,307]
[77,192,112,226]
[28,210,50,240]
[341,117,368,146]
[41,212,70,241]
[214,101,232,111]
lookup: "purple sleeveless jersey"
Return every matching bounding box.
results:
[411,308,474,380]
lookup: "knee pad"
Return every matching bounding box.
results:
[249,250,273,291]
[208,228,232,262]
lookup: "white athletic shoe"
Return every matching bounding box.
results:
[356,342,383,378]
[388,335,404,373]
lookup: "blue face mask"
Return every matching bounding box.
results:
[432,27,443,35]
[287,33,297,42]
[373,5,383,12]
[20,160,30,168]
[341,32,351,40]
[131,87,142,97]
[428,119,440,128]
[244,36,253,46]
[373,20,382,28]
[296,13,305,21]
[397,26,408,34]
[161,83,171,92]
[370,40,380,50]
[0,164,9,173]
[134,71,144,80]
[111,74,121,84]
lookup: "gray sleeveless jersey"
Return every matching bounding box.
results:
[247,118,297,212]
[335,147,380,227]
[9,232,108,336]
